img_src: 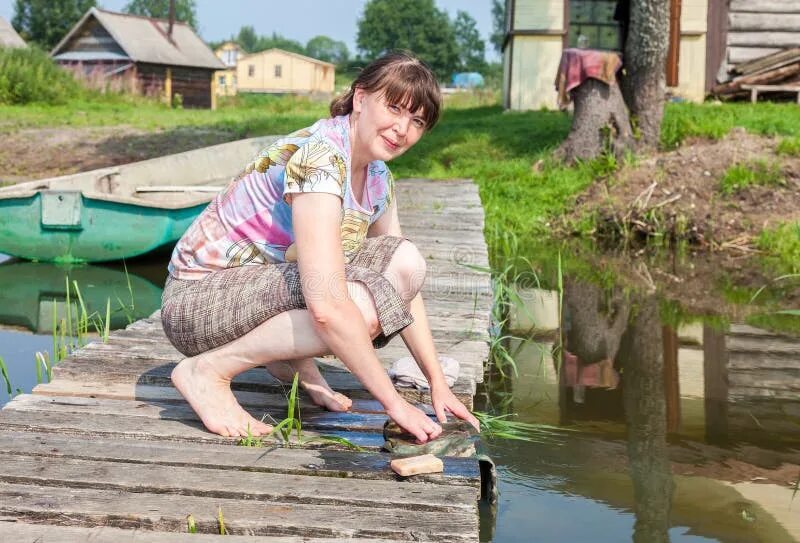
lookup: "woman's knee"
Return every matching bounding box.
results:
[386,240,426,302]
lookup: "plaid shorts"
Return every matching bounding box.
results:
[160,235,413,356]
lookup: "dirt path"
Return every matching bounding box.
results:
[0,126,236,185]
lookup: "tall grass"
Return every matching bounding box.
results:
[0,46,84,105]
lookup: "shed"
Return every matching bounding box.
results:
[50,7,224,109]
[502,0,800,109]
[236,48,335,96]
[0,16,26,48]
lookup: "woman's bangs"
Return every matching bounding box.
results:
[379,73,440,128]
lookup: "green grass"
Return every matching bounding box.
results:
[719,159,785,195]
[0,46,84,105]
[777,136,800,156]
[757,223,800,274]
[238,372,363,450]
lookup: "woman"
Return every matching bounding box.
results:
[161,52,479,443]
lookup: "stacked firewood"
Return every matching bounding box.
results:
[713,47,800,98]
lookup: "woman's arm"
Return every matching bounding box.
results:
[369,201,479,430]
[292,192,443,442]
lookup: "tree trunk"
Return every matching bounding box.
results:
[621,0,671,149]
[556,79,635,163]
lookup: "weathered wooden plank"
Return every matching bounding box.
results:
[4,394,390,433]
[729,12,800,31]
[33,381,391,412]
[0,523,394,543]
[727,31,800,48]
[0,454,478,512]
[0,482,479,540]
[0,408,387,449]
[730,0,800,14]
[0,431,480,485]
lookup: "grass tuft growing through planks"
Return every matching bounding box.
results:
[238,372,364,451]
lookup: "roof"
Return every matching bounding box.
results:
[51,8,224,70]
[238,48,335,68]
[0,16,26,48]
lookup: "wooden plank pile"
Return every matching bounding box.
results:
[713,47,800,102]
[0,179,493,541]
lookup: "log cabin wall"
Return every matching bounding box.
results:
[726,0,800,66]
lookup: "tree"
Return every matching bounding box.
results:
[453,11,486,73]
[620,0,670,149]
[12,0,96,50]
[556,0,669,162]
[256,33,305,55]
[306,35,349,65]
[356,0,458,80]
[124,0,197,29]
[236,26,258,53]
[489,0,506,54]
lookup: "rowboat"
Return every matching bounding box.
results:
[0,135,276,263]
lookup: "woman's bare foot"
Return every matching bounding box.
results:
[172,357,273,438]
[266,359,353,412]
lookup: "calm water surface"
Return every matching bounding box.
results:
[0,252,798,542]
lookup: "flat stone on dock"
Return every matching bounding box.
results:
[0,179,492,541]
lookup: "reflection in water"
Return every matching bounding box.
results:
[616,294,674,543]
[480,275,800,542]
[0,255,166,408]
[0,260,164,334]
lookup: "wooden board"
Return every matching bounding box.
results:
[0,178,491,541]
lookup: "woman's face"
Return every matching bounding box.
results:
[351,88,427,163]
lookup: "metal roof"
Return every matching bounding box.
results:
[51,8,224,70]
[0,16,26,48]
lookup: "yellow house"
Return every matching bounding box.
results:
[502,0,713,110]
[214,41,240,96]
[237,49,335,95]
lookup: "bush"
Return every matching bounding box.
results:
[0,46,84,105]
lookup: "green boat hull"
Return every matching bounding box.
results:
[0,193,205,263]
[0,261,162,334]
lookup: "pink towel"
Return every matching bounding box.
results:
[555,48,623,109]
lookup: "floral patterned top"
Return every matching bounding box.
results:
[168,115,395,280]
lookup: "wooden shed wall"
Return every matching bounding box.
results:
[59,17,127,57]
[137,64,214,109]
[726,0,800,65]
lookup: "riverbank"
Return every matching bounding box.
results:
[2,95,799,271]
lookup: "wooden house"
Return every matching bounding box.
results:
[214,41,241,97]
[503,0,800,110]
[0,16,26,48]
[50,7,224,109]
[236,49,335,96]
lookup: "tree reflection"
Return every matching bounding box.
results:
[617,293,675,543]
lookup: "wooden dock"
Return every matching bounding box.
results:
[0,179,493,541]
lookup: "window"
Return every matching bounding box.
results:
[568,0,622,51]
[248,64,255,77]
[218,75,226,86]
[274,64,282,78]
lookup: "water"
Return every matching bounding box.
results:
[1,252,798,542]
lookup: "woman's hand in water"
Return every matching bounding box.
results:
[386,398,442,444]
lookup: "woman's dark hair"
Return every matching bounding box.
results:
[330,51,442,129]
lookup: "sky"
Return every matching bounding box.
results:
[0,0,499,61]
